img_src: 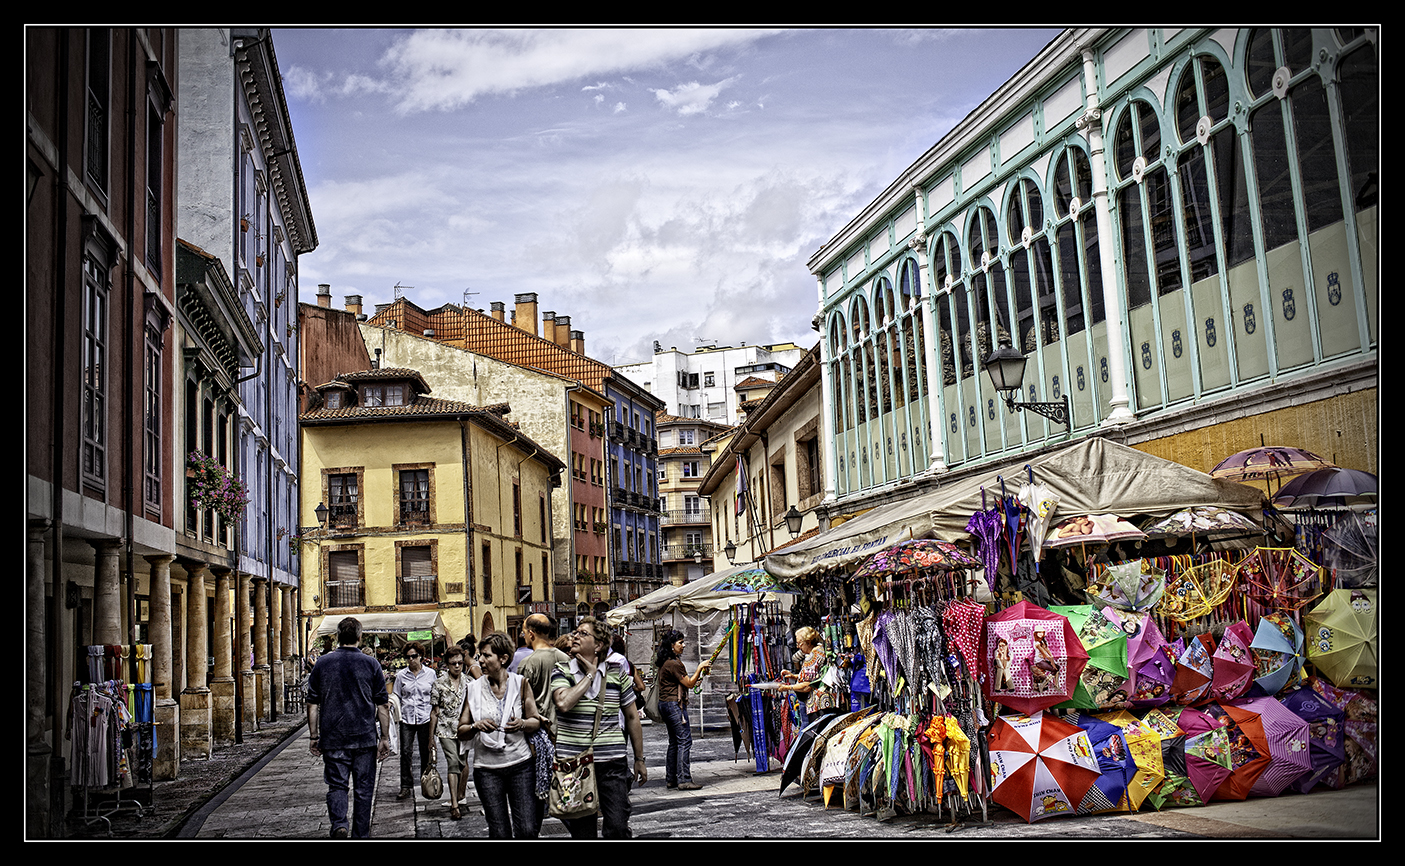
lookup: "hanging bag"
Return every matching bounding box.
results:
[642,671,663,723]
[549,672,605,820]
[421,742,443,800]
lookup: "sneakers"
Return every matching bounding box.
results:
[676,781,703,791]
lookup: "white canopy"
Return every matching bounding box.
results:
[314,611,448,638]
[606,563,773,626]
[765,436,1267,579]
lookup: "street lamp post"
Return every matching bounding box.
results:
[783,505,803,538]
[723,538,737,565]
[983,344,1072,434]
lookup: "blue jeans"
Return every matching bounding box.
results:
[661,701,693,785]
[561,758,633,839]
[323,747,378,838]
[473,758,538,838]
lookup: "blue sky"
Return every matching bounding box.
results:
[274,27,1060,366]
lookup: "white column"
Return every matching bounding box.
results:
[815,275,839,506]
[1079,45,1136,426]
[910,185,949,472]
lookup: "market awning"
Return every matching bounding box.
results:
[313,611,448,638]
[765,436,1267,580]
[606,563,771,626]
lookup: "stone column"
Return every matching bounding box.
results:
[90,538,124,646]
[271,583,285,716]
[210,566,236,744]
[252,576,270,720]
[146,554,180,780]
[27,521,52,838]
[180,561,212,761]
[237,571,257,733]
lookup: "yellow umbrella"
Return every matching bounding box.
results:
[1305,588,1377,689]
[945,717,972,801]
[1093,709,1165,811]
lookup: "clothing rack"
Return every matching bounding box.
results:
[71,645,153,834]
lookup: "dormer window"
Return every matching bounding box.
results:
[363,383,406,407]
[325,390,343,409]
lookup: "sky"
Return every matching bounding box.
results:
[273,27,1061,367]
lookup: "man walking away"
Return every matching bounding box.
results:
[307,617,392,838]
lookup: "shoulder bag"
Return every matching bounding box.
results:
[642,670,663,723]
[421,742,443,800]
[548,673,605,820]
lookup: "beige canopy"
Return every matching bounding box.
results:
[765,436,1267,579]
[314,611,448,638]
[606,563,776,626]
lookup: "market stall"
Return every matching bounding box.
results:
[760,437,1376,826]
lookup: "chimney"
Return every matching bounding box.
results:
[541,310,557,344]
[514,293,538,336]
[553,315,571,348]
[570,329,585,355]
[345,294,363,317]
[317,283,332,308]
[490,301,505,322]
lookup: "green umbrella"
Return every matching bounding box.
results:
[1050,605,1130,709]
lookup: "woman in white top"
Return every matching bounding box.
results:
[458,631,544,838]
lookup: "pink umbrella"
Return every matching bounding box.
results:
[1171,633,1216,705]
[1210,621,1256,701]
[981,601,1089,715]
[1174,708,1234,804]
[1229,696,1313,797]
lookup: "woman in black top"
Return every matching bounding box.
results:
[654,629,711,790]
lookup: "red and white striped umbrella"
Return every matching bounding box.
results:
[988,711,1101,823]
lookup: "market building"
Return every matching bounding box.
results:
[809,27,1376,522]
[298,366,564,650]
[365,294,667,624]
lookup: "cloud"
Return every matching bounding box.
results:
[380,29,780,113]
[650,77,739,116]
[613,102,627,113]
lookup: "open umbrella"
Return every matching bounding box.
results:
[1250,613,1307,696]
[1129,643,1177,709]
[1171,707,1234,805]
[981,601,1089,714]
[1091,709,1166,811]
[1279,683,1347,794]
[1309,679,1377,789]
[1171,633,1216,705]
[966,487,1006,595]
[1209,621,1257,701]
[819,711,880,807]
[1211,446,1334,486]
[850,538,981,581]
[1143,506,1266,551]
[1230,695,1312,797]
[988,711,1102,823]
[801,709,872,799]
[713,568,802,594]
[1136,707,1189,810]
[1158,557,1236,623]
[1066,712,1138,814]
[1086,560,1165,612]
[1272,467,1377,510]
[1320,513,1378,588]
[778,707,845,796]
[1201,701,1271,800]
[1050,605,1130,710]
[1236,547,1324,614]
[1046,513,1147,556]
[1304,588,1377,689]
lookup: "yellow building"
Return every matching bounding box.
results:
[299,367,564,652]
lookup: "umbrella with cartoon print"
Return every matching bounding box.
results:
[1250,612,1307,696]
[1229,695,1313,797]
[1304,588,1377,690]
[988,711,1102,823]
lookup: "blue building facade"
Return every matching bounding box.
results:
[605,376,666,605]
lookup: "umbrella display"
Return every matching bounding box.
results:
[779,707,845,796]
[1086,560,1165,612]
[1046,513,1147,553]
[1209,621,1257,701]
[1230,695,1313,797]
[966,487,1006,595]
[1250,613,1307,696]
[1236,547,1323,613]
[981,601,1089,714]
[1159,558,1236,622]
[1129,643,1178,708]
[1272,467,1377,510]
[1169,707,1234,806]
[819,712,881,806]
[712,568,803,594]
[1049,605,1131,709]
[1136,707,1190,810]
[800,709,873,799]
[1171,633,1216,705]
[1142,506,1265,550]
[988,711,1102,823]
[1210,446,1334,484]
[1309,679,1377,790]
[1304,588,1377,689]
[1065,712,1138,813]
[1279,684,1347,794]
[1201,701,1271,800]
[850,538,981,581]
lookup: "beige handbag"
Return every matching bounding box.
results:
[421,743,443,799]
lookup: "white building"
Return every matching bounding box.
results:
[615,341,808,426]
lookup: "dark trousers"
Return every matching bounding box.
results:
[662,700,693,785]
[473,758,538,838]
[561,758,633,839]
[399,721,432,788]
[324,747,378,838]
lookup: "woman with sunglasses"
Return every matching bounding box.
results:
[429,644,472,819]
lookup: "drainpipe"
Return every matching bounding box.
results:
[460,419,475,639]
[124,28,139,687]
[1077,43,1136,427]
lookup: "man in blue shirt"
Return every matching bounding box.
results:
[307,617,392,838]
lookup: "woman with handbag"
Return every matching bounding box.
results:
[549,617,646,839]
[654,629,711,791]
[458,632,544,838]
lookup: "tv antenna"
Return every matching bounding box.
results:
[393,281,413,300]
[463,287,480,308]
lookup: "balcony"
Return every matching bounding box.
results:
[662,509,708,526]
[397,574,437,605]
[663,544,712,562]
[325,579,365,609]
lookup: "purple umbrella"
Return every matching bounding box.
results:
[1229,696,1312,797]
[1278,685,1347,793]
[966,487,1005,594]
